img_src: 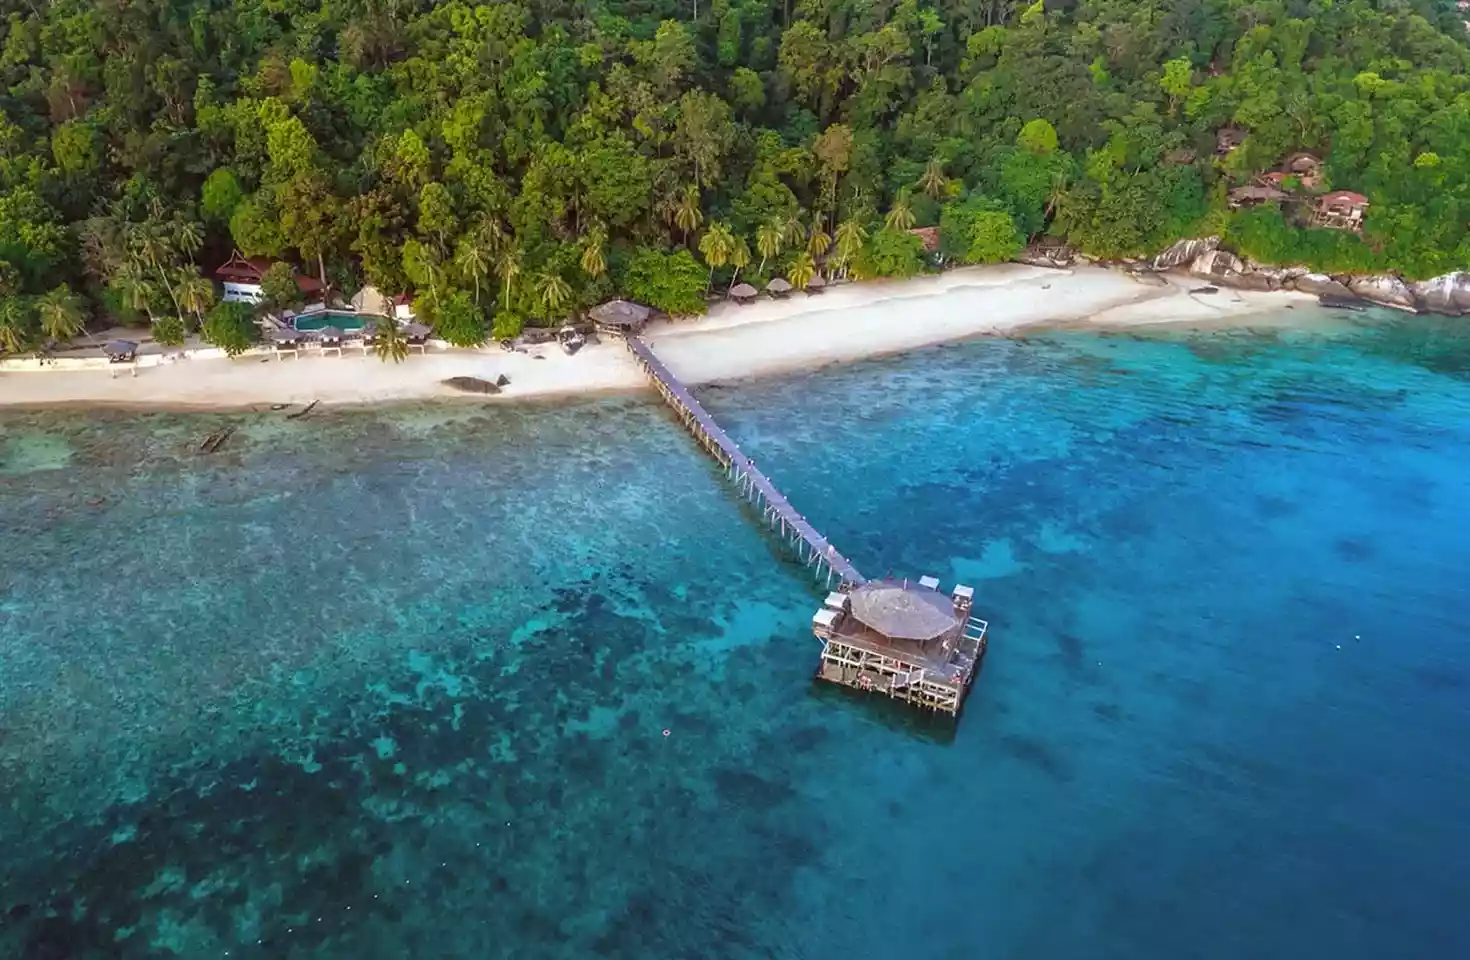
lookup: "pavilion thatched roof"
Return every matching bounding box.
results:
[104,340,138,358]
[848,580,960,643]
[729,282,758,299]
[403,322,431,338]
[805,274,827,289]
[270,328,302,343]
[589,299,651,328]
[317,325,344,341]
[767,277,792,293]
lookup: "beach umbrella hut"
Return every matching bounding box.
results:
[767,278,792,298]
[317,325,345,357]
[805,275,827,294]
[589,299,652,335]
[729,282,759,303]
[403,321,432,354]
[105,339,139,378]
[104,339,139,360]
[269,327,302,360]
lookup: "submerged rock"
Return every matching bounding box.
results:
[1293,274,1354,299]
[1151,236,1220,272]
[1410,272,1470,315]
[1348,275,1417,311]
[442,376,501,395]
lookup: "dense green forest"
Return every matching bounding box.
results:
[2,0,1470,351]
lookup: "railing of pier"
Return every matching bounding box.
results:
[624,335,865,589]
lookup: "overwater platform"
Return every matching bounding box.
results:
[623,330,988,716]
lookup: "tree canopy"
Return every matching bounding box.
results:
[2,0,1469,354]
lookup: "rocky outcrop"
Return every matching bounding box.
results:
[1410,272,1470,315]
[1187,248,1245,280]
[1292,274,1354,299]
[443,376,501,394]
[1152,236,1220,271]
[1347,275,1418,311]
[1015,243,1075,269]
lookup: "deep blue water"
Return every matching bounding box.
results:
[2,310,1469,958]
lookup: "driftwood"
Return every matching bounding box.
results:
[198,425,236,455]
[286,400,319,420]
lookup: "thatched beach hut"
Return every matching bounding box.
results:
[105,339,139,377]
[317,325,345,357]
[589,299,651,335]
[403,322,432,354]
[767,277,792,298]
[805,275,827,294]
[729,282,758,303]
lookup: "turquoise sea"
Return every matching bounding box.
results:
[3,309,1469,958]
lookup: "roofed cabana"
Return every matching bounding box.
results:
[805,274,827,293]
[766,277,792,298]
[270,327,303,359]
[403,321,432,354]
[814,577,988,715]
[316,325,345,357]
[105,339,139,378]
[729,282,758,302]
[589,299,652,335]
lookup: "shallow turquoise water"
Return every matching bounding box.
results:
[2,311,1469,958]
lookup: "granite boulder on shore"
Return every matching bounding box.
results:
[1410,272,1470,315]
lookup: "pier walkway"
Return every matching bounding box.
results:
[625,335,865,589]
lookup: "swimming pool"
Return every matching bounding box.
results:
[293,312,368,332]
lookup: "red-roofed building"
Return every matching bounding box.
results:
[1313,191,1370,230]
[214,251,324,304]
[908,226,941,253]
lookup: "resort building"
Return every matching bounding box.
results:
[214,252,324,304]
[1216,126,1247,156]
[1282,152,1324,188]
[1312,190,1370,231]
[813,577,988,715]
[1227,185,1289,209]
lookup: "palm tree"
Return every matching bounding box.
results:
[373,317,409,363]
[535,271,573,318]
[727,236,751,295]
[496,245,523,308]
[129,219,183,320]
[174,269,215,325]
[780,214,805,250]
[698,221,735,291]
[755,218,783,276]
[174,219,204,263]
[918,157,948,200]
[885,191,916,232]
[832,219,868,279]
[112,262,158,324]
[0,297,31,354]
[580,224,608,279]
[788,251,817,290]
[674,185,703,244]
[456,236,492,305]
[36,285,86,342]
[807,215,833,260]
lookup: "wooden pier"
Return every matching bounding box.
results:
[624,333,988,717]
[625,335,864,589]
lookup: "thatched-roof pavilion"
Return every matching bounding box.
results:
[767,277,792,297]
[104,340,139,361]
[729,282,758,302]
[805,274,827,293]
[813,577,988,715]
[589,299,651,333]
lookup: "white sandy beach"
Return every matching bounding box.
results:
[0,264,1319,411]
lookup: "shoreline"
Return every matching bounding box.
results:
[0,265,1327,413]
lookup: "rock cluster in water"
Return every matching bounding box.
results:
[1141,236,1470,314]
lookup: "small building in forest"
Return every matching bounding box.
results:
[214,252,323,305]
[1312,191,1370,230]
[1228,185,1289,209]
[1216,127,1247,156]
[1281,152,1324,188]
[907,226,941,253]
